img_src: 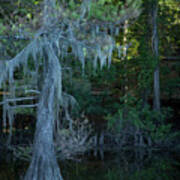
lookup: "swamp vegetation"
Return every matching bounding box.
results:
[0,0,180,179]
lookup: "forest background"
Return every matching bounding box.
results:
[0,0,180,162]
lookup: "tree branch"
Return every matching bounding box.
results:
[0,96,38,106]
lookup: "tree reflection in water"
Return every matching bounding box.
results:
[0,150,180,180]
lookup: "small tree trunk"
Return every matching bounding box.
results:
[153,65,160,111]
[152,0,160,111]
[123,20,128,60]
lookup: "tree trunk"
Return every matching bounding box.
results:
[123,19,129,97]
[152,0,160,111]
[24,52,63,180]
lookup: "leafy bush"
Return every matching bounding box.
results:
[106,95,175,146]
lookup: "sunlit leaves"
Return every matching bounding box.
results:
[87,0,141,22]
[98,0,112,5]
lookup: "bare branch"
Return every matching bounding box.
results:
[10,104,38,109]
[0,96,38,106]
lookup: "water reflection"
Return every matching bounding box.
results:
[0,150,180,180]
[62,149,180,180]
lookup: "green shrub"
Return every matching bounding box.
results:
[106,95,175,146]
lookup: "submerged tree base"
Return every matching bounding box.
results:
[24,150,63,180]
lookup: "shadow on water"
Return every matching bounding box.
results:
[0,148,180,180]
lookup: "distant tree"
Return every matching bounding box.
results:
[151,0,160,111]
[0,0,141,179]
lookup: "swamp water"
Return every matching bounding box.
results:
[0,149,180,180]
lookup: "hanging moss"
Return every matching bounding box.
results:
[0,0,142,179]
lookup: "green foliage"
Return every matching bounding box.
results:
[106,95,175,144]
[88,1,119,21]
[161,65,180,98]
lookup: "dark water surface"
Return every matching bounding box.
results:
[0,150,180,180]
